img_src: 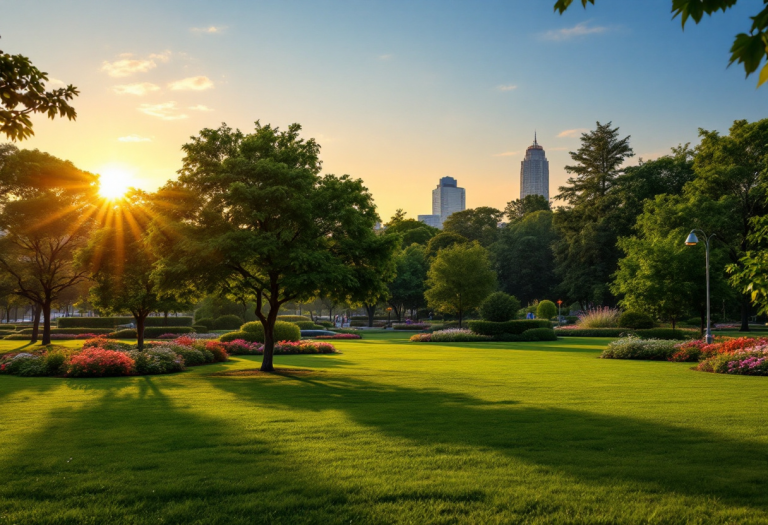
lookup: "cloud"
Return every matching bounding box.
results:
[168,76,214,91]
[188,104,213,111]
[497,84,517,92]
[557,128,588,138]
[118,135,152,142]
[378,54,393,61]
[47,77,65,86]
[493,151,518,157]
[191,26,226,34]
[113,82,160,96]
[138,102,188,120]
[101,51,171,77]
[541,22,608,41]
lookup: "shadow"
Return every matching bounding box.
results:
[206,373,768,513]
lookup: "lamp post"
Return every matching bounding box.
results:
[386,306,392,327]
[557,300,563,326]
[685,229,716,344]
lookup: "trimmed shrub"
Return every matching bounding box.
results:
[618,311,655,330]
[196,317,216,330]
[536,300,558,320]
[143,326,195,338]
[66,348,134,377]
[18,327,113,335]
[128,347,185,375]
[295,321,324,330]
[57,317,193,328]
[277,315,311,322]
[392,323,430,330]
[522,328,558,341]
[219,330,254,343]
[479,292,521,322]
[601,337,678,360]
[411,329,492,343]
[238,321,301,343]
[468,320,551,336]
[317,321,334,329]
[0,324,16,330]
[192,324,208,332]
[110,329,137,339]
[213,315,244,330]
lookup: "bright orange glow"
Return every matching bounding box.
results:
[98,166,134,200]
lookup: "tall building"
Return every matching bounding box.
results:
[418,176,466,228]
[520,133,549,200]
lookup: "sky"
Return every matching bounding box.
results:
[2,0,767,220]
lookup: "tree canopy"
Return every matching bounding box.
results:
[504,194,550,223]
[442,207,503,246]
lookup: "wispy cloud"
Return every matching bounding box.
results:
[101,51,171,77]
[168,76,214,91]
[497,84,517,92]
[557,128,588,138]
[118,135,152,142]
[378,54,393,61]
[541,22,608,41]
[188,104,213,111]
[191,26,226,34]
[47,77,65,86]
[493,151,518,157]
[138,102,188,120]
[113,82,160,96]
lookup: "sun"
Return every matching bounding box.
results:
[98,166,134,200]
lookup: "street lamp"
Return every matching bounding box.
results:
[386,306,393,327]
[557,300,563,326]
[685,229,716,344]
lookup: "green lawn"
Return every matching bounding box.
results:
[1,333,766,524]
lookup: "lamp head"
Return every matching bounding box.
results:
[685,231,698,246]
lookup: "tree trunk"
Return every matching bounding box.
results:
[365,304,376,328]
[164,311,169,326]
[135,314,147,351]
[41,300,52,345]
[739,293,751,332]
[671,317,676,330]
[260,309,277,372]
[30,304,42,343]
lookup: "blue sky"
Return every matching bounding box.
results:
[2,0,766,218]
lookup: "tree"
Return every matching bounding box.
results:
[387,244,429,321]
[730,215,768,316]
[536,300,557,320]
[479,292,521,322]
[554,0,768,87]
[553,122,634,306]
[153,122,398,371]
[382,214,439,247]
[504,194,550,223]
[0,149,97,344]
[493,210,560,305]
[1,46,79,140]
[442,207,503,246]
[425,242,496,327]
[426,231,468,259]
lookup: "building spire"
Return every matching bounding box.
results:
[534,130,538,147]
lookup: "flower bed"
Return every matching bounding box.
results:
[410,329,492,343]
[220,339,338,355]
[601,336,677,360]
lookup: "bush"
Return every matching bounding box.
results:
[83,337,133,351]
[220,339,337,355]
[536,300,558,320]
[618,311,655,330]
[697,349,768,375]
[219,339,262,354]
[168,345,208,366]
[213,315,244,330]
[196,317,216,330]
[66,348,135,377]
[0,324,16,330]
[295,321,323,330]
[601,336,678,360]
[317,321,334,328]
[44,347,77,375]
[143,326,195,338]
[0,352,48,376]
[192,324,208,332]
[202,341,229,362]
[411,329,493,343]
[468,320,551,336]
[392,323,430,330]
[577,307,621,328]
[238,321,301,343]
[18,327,113,335]
[479,292,521,322]
[128,347,185,375]
[522,328,558,341]
[110,329,137,339]
[277,315,311,322]
[637,329,695,340]
[57,317,193,328]
[219,330,254,343]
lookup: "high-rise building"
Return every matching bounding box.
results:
[520,133,549,200]
[418,176,466,228]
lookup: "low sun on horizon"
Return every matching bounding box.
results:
[98,166,135,199]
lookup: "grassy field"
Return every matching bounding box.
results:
[0,333,766,524]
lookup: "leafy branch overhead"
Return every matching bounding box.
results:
[0,43,79,140]
[554,0,768,87]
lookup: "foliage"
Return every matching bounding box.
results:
[277,315,311,322]
[127,347,185,375]
[556,327,695,339]
[410,329,493,343]
[109,329,138,339]
[57,317,194,328]
[165,345,208,366]
[295,321,323,330]
[425,232,468,259]
[66,348,134,377]
[213,314,244,330]
[577,307,621,328]
[730,214,768,316]
[194,317,216,330]
[479,292,521,322]
[425,242,497,327]
[152,121,397,371]
[504,194,550,223]
[0,352,47,376]
[392,323,430,330]
[387,244,429,321]
[554,0,768,87]
[219,330,253,343]
[601,336,678,360]
[202,341,230,362]
[522,328,558,341]
[536,300,557,320]
[618,311,654,330]
[468,320,552,336]
[697,348,768,375]
[442,207,503,246]
[82,337,133,351]
[194,295,256,323]
[0,48,79,140]
[382,214,439,247]
[223,320,302,344]
[220,339,337,355]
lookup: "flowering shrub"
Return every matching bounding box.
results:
[82,336,133,352]
[314,334,362,340]
[411,329,492,343]
[158,333,180,339]
[127,347,185,375]
[219,339,262,355]
[202,341,229,362]
[410,333,432,342]
[601,336,677,360]
[577,307,621,329]
[167,345,209,366]
[222,340,337,355]
[697,348,768,376]
[0,352,48,376]
[66,348,134,377]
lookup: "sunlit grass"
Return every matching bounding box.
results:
[0,332,765,523]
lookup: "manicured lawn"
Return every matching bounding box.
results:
[0,333,765,524]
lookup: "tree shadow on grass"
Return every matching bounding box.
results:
[206,373,768,514]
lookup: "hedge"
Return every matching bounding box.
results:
[143,326,195,337]
[295,321,323,330]
[57,316,194,328]
[468,320,552,336]
[18,327,114,335]
[0,325,16,330]
[110,329,137,339]
[555,328,696,340]
[277,315,311,322]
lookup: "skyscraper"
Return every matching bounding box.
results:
[418,176,466,228]
[520,133,549,200]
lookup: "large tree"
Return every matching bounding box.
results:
[387,244,429,321]
[153,122,397,371]
[554,0,768,87]
[382,212,439,248]
[442,207,503,246]
[504,194,550,224]
[425,242,496,327]
[0,148,97,344]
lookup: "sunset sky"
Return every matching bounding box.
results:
[3,0,767,220]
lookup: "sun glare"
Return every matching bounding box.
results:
[98,167,134,200]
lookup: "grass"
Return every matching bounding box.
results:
[0,333,766,524]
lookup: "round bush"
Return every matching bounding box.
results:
[536,300,558,320]
[239,321,301,343]
[128,347,185,374]
[618,311,655,330]
[479,292,521,322]
[196,317,216,330]
[219,330,255,343]
[213,314,244,330]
